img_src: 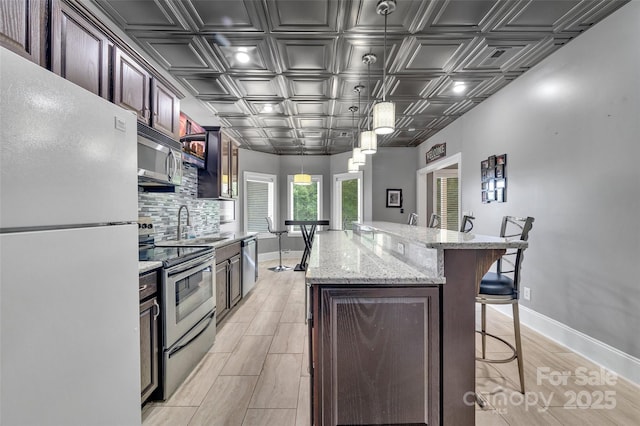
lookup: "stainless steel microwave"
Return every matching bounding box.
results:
[137,123,182,187]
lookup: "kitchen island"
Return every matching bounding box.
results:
[305,222,527,426]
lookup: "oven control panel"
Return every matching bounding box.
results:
[138,216,154,236]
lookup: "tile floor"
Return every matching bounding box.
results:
[142,260,640,425]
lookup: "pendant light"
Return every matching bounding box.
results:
[293,144,312,185]
[373,0,396,135]
[348,105,365,170]
[361,53,378,154]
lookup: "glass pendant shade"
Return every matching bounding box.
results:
[360,130,377,154]
[373,101,395,135]
[352,147,366,166]
[293,173,312,185]
[347,158,359,173]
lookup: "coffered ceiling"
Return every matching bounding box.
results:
[92,0,627,154]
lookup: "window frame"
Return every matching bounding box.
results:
[243,171,278,238]
[286,174,323,234]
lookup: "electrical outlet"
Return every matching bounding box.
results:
[396,242,405,255]
[523,287,531,301]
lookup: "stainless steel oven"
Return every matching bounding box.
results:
[163,251,215,347]
[161,250,216,399]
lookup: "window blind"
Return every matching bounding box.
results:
[246,180,269,232]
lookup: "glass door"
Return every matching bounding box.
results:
[334,172,362,230]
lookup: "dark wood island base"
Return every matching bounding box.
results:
[305,222,524,426]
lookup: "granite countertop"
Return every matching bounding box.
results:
[305,231,445,285]
[358,221,528,250]
[139,261,162,274]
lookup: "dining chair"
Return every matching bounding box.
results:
[265,217,291,272]
[476,216,534,394]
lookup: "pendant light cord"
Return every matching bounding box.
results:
[357,87,361,145]
[382,11,387,102]
[367,61,372,130]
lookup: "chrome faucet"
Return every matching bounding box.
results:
[177,204,191,240]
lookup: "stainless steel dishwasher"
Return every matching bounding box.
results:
[242,236,258,296]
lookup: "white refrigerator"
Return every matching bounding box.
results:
[0,48,141,425]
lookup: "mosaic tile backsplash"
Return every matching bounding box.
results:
[138,164,220,241]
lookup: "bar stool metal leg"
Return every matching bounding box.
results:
[513,303,525,394]
[269,232,291,272]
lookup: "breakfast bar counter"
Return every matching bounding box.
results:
[305,222,526,426]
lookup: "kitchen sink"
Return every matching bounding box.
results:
[156,236,229,247]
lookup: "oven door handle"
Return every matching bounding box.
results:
[167,311,215,358]
[166,253,215,276]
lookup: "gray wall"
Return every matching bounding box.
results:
[418,2,640,358]
[372,148,418,223]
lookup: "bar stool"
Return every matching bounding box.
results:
[476,216,534,394]
[460,215,475,233]
[428,213,440,228]
[265,217,291,272]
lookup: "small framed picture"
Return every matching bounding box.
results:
[488,168,495,179]
[386,188,402,208]
[481,169,488,181]
[488,179,495,191]
[481,160,489,170]
[496,188,505,202]
[495,178,506,189]
[482,191,488,203]
[488,155,496,168]
[481,182,488,191]
[496,154,507,165]
[487,190,496,201]
[496,164,504,179]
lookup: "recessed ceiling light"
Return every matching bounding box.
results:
[235,47,250,64]
[263,104,273,113]
[453,81,466,93]
[408,128,416,132]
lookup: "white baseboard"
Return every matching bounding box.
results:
[490,305,640,386]
[259,250,304,263]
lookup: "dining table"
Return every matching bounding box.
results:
[284,219,330,271]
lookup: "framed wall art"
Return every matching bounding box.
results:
[386,189,403,208]
[481,154,507,203]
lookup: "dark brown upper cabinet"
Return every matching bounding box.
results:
[198,127,239,199]
[51,0,110,99]
[115,47,181,139]
[113,47,151,124]
[0,0,46,65]
[152,78,180,140]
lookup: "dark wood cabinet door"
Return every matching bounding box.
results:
[140,296,159,404]
[216,261,229,323]
[220,132,231,198]
[230,140,239,198]
[51,0,110,99]
[0,0,44,65]
[316,286,440,426]
[114,47,151,123]
[229,254,242,307]
[152,78,180,139]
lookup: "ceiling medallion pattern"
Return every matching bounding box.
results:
[93,0,627,154]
